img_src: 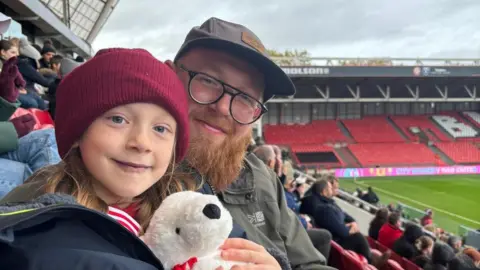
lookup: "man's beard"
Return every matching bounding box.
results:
[186,125,252,192]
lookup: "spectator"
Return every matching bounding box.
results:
[253,145,333,261]
[412,236,434,268]
[361,186,380,205]
[447,235,463,254]
[378,211,404,249]
[39,44,56,69]
[369,208,389,240]
[49,55,63,74]
[424,243,455,270]
[422,209,434,226]
[0,39,19,71]
[16,38,52,110]
[306,179,390,267]
[47,57,81,119]
[392,223,424,259]
[170,17,332,269]
[0,57,59,198]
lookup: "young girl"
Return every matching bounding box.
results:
[0,48,190,235]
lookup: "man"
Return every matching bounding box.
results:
[378,211,403,249]
[39,44,56,69]
[253,145,333,260]
[168,17,333,269]
[446,235,463,254]
[304,179,389,267]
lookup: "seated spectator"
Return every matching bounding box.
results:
[39,44,55,69]
[306,178,390,267]
[422,209,434,226]
[47,57,82,120]
[16,38,53,110]
[0,57,60,198]
[0,39,19,71]
[392,223,424,259]
[424,243,455,270]
[369,208,389,240]
[447,235,464,254]
[361,186,379,204]
[253,144,333,261]
[412,236,434,268]
[378,211,403,249]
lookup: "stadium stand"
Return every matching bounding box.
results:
[432,114,479,141]
[389,115,451,142]
[290,144,345,168]
[347,143,442,167]
[341,116,405,143]
[434,141,480,164]
[263,120,349,145]
[463,111,480,128]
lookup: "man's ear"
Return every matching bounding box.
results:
[268,159,275,169]
[164,60,175,70]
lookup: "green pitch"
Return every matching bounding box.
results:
[339,175,480,234]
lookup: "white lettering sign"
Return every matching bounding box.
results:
[432,115,478,138]
[282,67,330,75]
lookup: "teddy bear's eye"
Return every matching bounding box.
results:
[175,228,181,235]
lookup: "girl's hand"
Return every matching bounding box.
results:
[219,238,281,270]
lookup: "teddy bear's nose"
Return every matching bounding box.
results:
[202,203,221,219]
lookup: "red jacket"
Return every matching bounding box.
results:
[378,223,403,249]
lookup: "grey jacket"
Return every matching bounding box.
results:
[195,153,335,270]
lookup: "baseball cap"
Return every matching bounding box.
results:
[174,17,296,102]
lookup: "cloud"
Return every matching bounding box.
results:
[93,0,480,60]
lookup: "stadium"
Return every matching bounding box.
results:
[1,1,479,268]
[257,56,480,262]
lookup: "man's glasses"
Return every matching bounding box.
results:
[179,65,267,125]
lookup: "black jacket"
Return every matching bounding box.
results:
[392,224,424,259]
[17,56,53,92]
[0,194,163,270]
[301,194,355,241]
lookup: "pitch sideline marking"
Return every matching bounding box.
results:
[353,181,480,225]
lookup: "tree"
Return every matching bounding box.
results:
[267,49,312,66]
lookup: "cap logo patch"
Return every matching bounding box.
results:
[241,32,266,53]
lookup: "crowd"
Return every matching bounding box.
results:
[365,195,480,269]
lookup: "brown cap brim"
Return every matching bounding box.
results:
[174,37,295,102]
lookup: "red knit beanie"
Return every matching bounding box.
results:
[55,48,189,163]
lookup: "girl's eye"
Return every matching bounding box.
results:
[154,125,167,134]
[109,116,126,124]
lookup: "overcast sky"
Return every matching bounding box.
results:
[92,0,480,61]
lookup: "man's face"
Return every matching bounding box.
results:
[173,48,264,145]
[331,179,340,196]
[43,52,54,62]
[167,48,265,190]
[323,182,333,198]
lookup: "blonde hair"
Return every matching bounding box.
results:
[28,146,194,233]
[415,236,433,251]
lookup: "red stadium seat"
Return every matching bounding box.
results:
[263,120,349,145]
[348,143,442,167]
[386,259,404,270]
[435,142,480,164]
[367,236,377,249]
[342,250,368,270]
[329,241,344,269]
[390,115,451,142]
[341,116,404,143]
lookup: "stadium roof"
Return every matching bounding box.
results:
[39,0,118,43]
[1,0,119,57]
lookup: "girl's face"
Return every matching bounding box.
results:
[1,47,18,60]
[79,103,177,205]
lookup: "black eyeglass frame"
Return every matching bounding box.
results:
[179,65,268,125]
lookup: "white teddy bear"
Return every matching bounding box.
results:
[142,191,246,270]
